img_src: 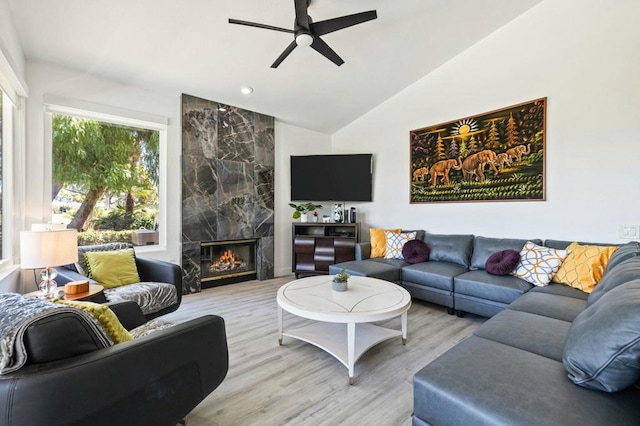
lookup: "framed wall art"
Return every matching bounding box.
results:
[410,97,546,203]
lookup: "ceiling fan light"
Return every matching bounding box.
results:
[295,33,313,47]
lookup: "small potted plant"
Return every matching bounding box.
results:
[332,267,350,292]
[289,203,323,222]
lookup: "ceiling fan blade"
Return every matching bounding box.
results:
[311,10,377,36]
[229,18,294,34]
[271,40,298,68]
[310,37,344,66]
[294,0,310,31]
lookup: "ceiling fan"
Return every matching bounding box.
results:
[229,0,377,68]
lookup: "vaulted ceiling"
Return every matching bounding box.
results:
[7,0,543,133]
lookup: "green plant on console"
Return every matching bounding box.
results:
[289,203,323,219]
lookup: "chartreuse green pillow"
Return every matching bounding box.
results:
[54,299,132,344]
[85,248,140,289]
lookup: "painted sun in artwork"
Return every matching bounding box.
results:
[451,118,478,137]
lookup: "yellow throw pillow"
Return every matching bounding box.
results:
[54,299,132,343]
[370,228,402,258]
[552,242,619,293]
[85,248,140,289]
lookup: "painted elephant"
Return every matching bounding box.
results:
[460,151,494,182]
[506,143,531,162]
[496,152,512,170]
[478,149,499,176]
[412,167,428,182]
[427,158,461,187]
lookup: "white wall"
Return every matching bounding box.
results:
[332,0,640,244]
[274,121,331,276]
[0,0,25,83]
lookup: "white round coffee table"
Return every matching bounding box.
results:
[277,275,411,384]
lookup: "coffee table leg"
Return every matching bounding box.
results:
[348,322,355,385]
[278,305,283,345]
[401,311,408,345]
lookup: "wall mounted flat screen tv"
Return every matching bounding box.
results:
[290,154,373,202]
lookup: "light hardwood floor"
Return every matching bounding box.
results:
[163,276,485,426]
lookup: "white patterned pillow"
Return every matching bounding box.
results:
[512,241,569,286]
[384,231,417,260]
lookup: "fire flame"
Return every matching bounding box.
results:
[210,249,246,272]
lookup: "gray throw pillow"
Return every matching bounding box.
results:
[587,257,640,306]
[563,279,640,392]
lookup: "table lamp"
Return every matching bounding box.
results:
[20,228,79,298]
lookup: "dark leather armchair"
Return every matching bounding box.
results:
[0,301,228,426]
[57,243,183,320]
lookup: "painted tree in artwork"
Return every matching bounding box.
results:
[505,112,520,148]
[486,120,501,151]
[520,99,545,148]
[468,134,480,153]
[411,132,430,168]
[448,137,459,158]
[458,139,469,158]
[434,134,446,160]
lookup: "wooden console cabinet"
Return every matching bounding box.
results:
[292,223,360,277]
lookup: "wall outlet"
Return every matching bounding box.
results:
[619,225,640,239]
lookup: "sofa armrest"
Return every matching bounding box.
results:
[356,242,371,260]
[136,257,182,300]
[107,301,147,331]
[0,315,228,426]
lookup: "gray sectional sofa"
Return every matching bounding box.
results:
[330,233,640,425]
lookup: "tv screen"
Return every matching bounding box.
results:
[290,154,373,202]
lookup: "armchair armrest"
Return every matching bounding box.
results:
[0,315,228,426]
[136,257,183,303]
[56,266,98,285]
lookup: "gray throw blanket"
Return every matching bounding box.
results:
[0,293,112,375]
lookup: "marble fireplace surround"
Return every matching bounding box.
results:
[181,94,275,294]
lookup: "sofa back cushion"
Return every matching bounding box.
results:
[423,233,474,268]
[602,241,640,273]
[587,257,640,306]
[470,236,541,270]
[563,279,640,392]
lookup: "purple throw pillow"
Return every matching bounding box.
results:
[486,250,521,275]
[402,239,430,264]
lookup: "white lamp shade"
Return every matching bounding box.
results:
[20,229,79,269]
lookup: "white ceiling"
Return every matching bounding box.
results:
[7,0,542,134]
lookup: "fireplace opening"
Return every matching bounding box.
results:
[201,239,258,288]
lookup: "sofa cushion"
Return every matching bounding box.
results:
[474,309,571,361]
[329,260,402,282]
[529,283,589,300]
[423,233,474,268]
[402,239,430,264]
[563,280,640,392]
[552,242,619,293]
[454,270,533,304]
[384,231,417,260]
[485,249,520,275]
[413,335,640,426]
[103,282,178,316]
[602,241,640,272]
[369,228,401,258]
[512,241,568,286]
[85,248,141,289]
[401,261,468,292]
[588,257,640,306]
[470,236,540,270]
[508,291,587,322]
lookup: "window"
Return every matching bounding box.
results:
[46,103,167,249]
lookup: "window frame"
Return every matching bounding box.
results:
[43,98,168,253]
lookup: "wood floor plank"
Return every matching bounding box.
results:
[163,276,485,426]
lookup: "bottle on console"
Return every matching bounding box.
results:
[349,207,356,224]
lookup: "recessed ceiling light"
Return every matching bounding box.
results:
[240,86,254,95]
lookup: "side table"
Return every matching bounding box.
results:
[24,284,105,302]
